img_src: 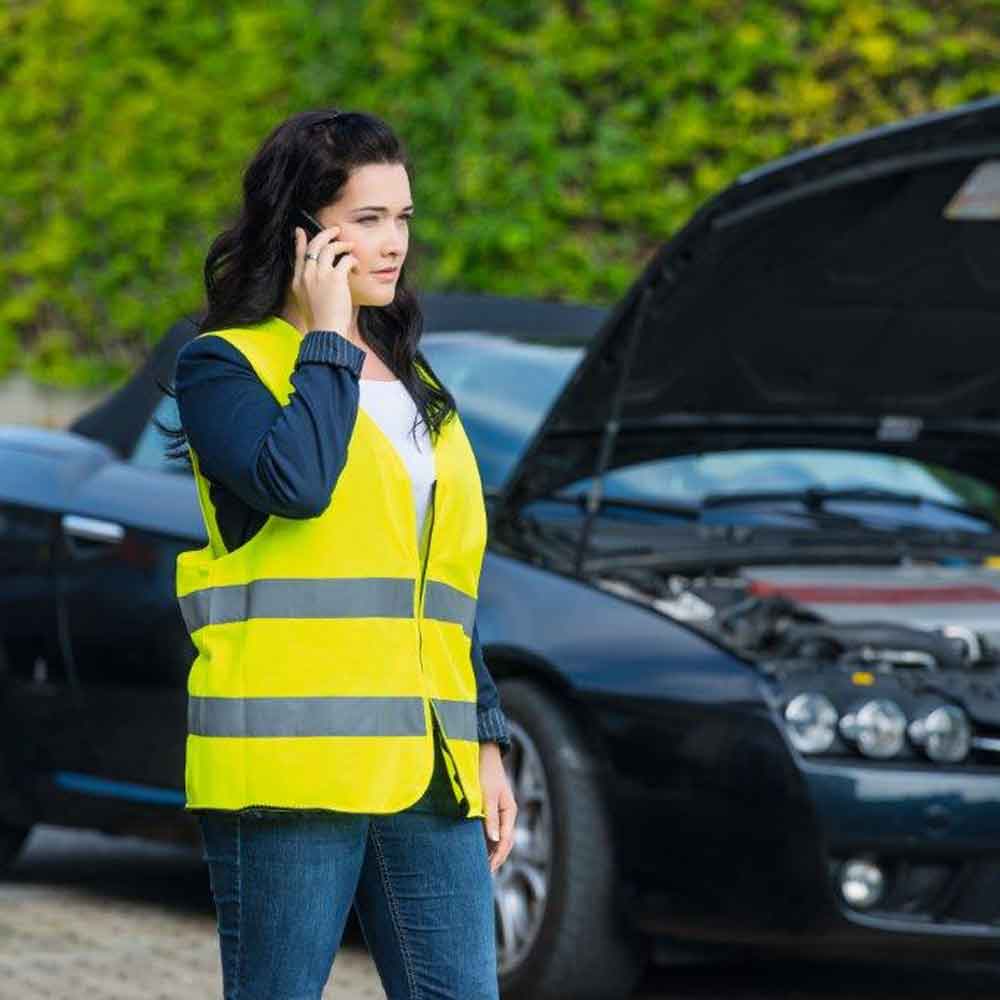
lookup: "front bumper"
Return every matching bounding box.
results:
[615,718,1000,957]
[799,761,1000,946]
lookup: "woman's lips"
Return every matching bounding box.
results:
[373,267,398,281]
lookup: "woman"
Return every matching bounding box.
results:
[162,108,517,999]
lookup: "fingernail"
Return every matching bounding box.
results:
[490,827,499,840]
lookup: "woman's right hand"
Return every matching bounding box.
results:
[291,225,359,338]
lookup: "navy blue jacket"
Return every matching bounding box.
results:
[173,326,511,758]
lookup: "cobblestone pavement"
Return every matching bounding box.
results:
[0,826,382,999]
[3,826,1000,999]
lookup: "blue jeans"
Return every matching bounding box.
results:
[196,736,498,999]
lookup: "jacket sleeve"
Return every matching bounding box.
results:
[472,620,512,758]
[174,329,366,517]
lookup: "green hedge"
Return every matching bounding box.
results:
[2,0,998,388]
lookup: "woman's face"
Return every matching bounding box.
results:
[314,162,412,306]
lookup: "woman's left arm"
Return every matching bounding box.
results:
[472,620,517,871]
[472,621,511,758]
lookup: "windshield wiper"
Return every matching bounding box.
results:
[547,491,700,520]
[700,486,998,529]
[539,486,997,531]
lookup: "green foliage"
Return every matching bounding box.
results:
[2,0,998,388]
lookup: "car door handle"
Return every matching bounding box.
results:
[61,514,125,545]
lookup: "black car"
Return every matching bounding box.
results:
[5,94,1000,999]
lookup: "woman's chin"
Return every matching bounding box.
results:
[355,283,399,306]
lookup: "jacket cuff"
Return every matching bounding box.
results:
[478,706,512,759]
[296,329,366,377]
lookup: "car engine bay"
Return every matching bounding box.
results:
[593,563,1000,764]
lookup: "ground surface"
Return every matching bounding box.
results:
[1,826,998,999]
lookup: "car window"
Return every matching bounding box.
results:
[130,394,191,475]
[420,333,581,491]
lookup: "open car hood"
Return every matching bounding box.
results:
[498,95,1000,514]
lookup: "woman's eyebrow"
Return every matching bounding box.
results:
[352,205,415,213]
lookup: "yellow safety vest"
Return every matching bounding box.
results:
[175,315,489,818]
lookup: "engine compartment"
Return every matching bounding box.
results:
[594,563,1000,738]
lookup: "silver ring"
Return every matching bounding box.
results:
[304,251,320,261]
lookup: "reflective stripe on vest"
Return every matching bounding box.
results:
[423,580,477,635]
[178,576,477,636]
[188,695,478,741]
[176,315,489,817]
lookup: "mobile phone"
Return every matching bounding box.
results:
[296,207,347,266]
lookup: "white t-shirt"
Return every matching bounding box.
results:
[358,377,436,545]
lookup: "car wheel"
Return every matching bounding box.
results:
[494,678,649,1000]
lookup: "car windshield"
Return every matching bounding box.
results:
[421,332,1000,532]
[563,451,1000,532]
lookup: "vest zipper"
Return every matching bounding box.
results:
[418,480,471,814]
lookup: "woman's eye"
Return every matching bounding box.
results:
[358,216,412,224]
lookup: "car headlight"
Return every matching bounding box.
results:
[784,693,838,754]
[839,699,906,759]
[908,705,971,763]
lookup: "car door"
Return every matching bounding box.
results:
[53,393,203,801]
[0,495,83,809]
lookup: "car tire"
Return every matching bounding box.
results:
[495,678,649,1000]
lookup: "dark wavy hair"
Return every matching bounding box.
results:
[155,107,456,469]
